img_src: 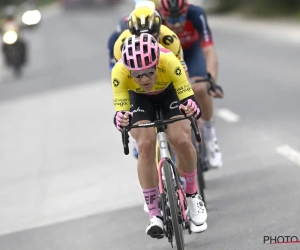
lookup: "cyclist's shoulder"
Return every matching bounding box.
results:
[114,29,132,61]
[159,46,173,57]
[112,60,128,74]
[112,61,134,86]
[158,49,178,72]
[108,31,120,47]
[115,29,131,46]
[159,25,181,53]
[119,29,132,40]
[186,4,206,18]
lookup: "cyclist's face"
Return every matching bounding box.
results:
[132,66,158,92]
[164,15,186,34]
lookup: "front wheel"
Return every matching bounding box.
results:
[163,161,185,250]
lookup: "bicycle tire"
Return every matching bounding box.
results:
[198,141,207,189]
[163,161,185,250]
[191,133,206,204]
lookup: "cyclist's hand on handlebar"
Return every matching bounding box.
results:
[209,84,224,98]
[114,111,133,131]
[179,99,201,119]
[206,73,224,98]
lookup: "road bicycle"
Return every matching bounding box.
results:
[121,104,201,250]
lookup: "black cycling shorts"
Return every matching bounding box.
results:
[130,84,182,124]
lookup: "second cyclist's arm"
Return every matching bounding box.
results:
[190,5,218,81]
[202,44,218,82]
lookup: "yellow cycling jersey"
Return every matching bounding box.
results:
[113,25,188,72]
[111,48,194,112]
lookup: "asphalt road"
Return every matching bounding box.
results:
[0,2,299,250]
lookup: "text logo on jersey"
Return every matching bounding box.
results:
[113,78,120,87]
[174,67,182,76]
[132,107,145,113]
[169,101,179,109]
[162,35,176,45]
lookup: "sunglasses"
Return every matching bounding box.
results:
[165,15,186,24]
[131,66,156,78]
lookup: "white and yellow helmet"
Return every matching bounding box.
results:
[134,0,159,9]
[128,1,162,36]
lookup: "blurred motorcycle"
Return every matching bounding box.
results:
[2,23,26,77]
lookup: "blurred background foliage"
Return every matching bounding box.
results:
[1,0,300,18]
[215,0,300,17]
[0,0,55,9]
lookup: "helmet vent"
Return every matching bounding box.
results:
[137,55,142,68]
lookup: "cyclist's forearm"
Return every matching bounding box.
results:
[203,46,218,82]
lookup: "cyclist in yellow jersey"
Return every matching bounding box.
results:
[113,6,188,73]
[108,1,159,70]
[111,33,207,237]
[113,4,190,160]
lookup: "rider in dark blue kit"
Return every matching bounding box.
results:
[159,0,224,169]
[108,32,119,70]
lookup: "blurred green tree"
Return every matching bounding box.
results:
[215,0,300,16]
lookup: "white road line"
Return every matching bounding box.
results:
[276,145,300,166]
[215,108,240,123]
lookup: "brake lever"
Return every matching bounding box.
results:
[189,116,201,143]
[121,127,130,155]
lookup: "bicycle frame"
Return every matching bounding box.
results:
[156,130,187,223]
